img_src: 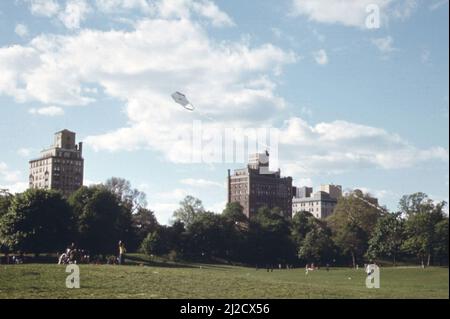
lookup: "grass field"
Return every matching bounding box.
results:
[0,258,448,299]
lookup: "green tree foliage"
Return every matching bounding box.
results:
[292,211,334,265]
[0,189,13,218]
[1,184,448,268]
[184,212,228,259]
[104,177,147,213]
[133,207,159,243]
[399,192,433,216]
[68,186,133,254]
[0,189,73,254]
[141,231,164,256]
[173,195,205,226]
[433,218,449,265]
[328,190,382,267]
[248,206,295,266]
[334,222,368,268]
[222,202,247,223]
[367,212,405,265]
[221,202,248,261]
[401,193,447,266]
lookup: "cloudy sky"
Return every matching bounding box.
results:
[0,0,448,224]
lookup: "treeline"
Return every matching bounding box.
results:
[0,179,448,267]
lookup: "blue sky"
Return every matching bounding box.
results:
[0,0,448,224]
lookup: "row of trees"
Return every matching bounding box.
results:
[0,181,448,267]
[141,191,448,267]
[0,178,154,255]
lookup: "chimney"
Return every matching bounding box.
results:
[78,142,83,156]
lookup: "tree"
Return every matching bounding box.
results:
[399,192,433,216]
[0,189,73,254]
[68,186,133,254]
[298,224,334,265]
[173,195,205,226]
[292,211,334,265]
[221,202,248,261]
[291,211,315,246]
[222,202,247,224]
[133,207,159,243]
[248,206,294,266]
[400,193,446,266]
[334,222,368,268]
[367,212,405,265]
[433,218,449,265]
[141,231,164,256]
[104,177,147,213]
[0,189,13,218]
[184,212,229,259]
[329,190,382,235]
[328,191,382,267]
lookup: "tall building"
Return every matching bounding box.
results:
[29,129,84,197]
[295,186,313,199]
[228,152,293,219]
[292,184,342,219]
[320,184,342,200]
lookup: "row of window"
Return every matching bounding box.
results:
[294,201,335,207]
[31,158,82,168]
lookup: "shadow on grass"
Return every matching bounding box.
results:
[124,255,243,271]
[124,255,196,269]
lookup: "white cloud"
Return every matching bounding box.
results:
[58,0,91,30]
[291,0,419,28]
[148,188,190,224]
[313,49,328,65]
[3,0,447,185]
[190,0,234,27]
[278,117,449,179]
[206,200,226,214]
[15,24,29,38]
[0,162,27,194]
[291,0,391,28]
[156,0,234,27]
[84,179,101,186]
[95,0,156,13]
[372,36,397,55]
[24,0,90,30]
[0,162,22,183]
[0,182,28,194]
[180,178,224,188]
[27,0,60,17]
[29,106,65,116]
[96,0,233,27]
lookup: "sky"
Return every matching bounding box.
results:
[0,0,448,224]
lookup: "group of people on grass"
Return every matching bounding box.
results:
[57,243,90,265]
[57,241,126,265]
[0,251,24,264]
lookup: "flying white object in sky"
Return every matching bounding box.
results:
[171,91,195,111]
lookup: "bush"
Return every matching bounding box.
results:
[140,232,162,255]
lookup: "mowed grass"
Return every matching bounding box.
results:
[0,262,448,299]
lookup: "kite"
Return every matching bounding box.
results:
[171,91,195,111]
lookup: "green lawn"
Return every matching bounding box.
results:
[0,261,448,299]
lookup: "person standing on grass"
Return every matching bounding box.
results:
[118,241,126,265]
